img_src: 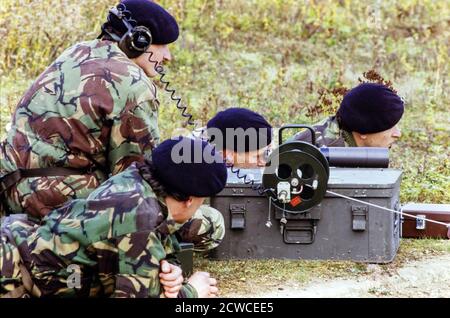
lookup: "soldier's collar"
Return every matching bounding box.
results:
[156,198,187,235]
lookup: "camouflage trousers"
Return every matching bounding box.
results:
[0,243,24,297]
[176,204,225,252]
[0,215,35,297]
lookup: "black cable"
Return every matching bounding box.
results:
[147,49,272,196]
[146,51,196,127]
[109,3,272,195]
[228,165,274,195]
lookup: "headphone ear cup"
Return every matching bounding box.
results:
[119,31,141,58]
[119,26,152,59]
[131,26,152,51]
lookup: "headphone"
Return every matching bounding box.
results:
[101,3,153,58]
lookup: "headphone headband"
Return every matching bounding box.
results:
[102,4,153,58]
[109,6,135,32]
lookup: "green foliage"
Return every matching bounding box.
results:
[0,0,449,203]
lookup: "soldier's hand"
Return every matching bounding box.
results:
[159,260,184,298]
[207,277,219,298]
[188,272,219,298]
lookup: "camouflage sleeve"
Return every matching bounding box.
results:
[110,230,197,298]
[108,100,160,175]
[178,282,198,298]
[111,231,165,298]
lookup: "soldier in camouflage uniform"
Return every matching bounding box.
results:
[0,0,177,218]
[292,83,404,148]
[292,115,357,147]
[0,137,227,298]
[0,0,225,255]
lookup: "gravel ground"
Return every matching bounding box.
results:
[225,253,450,298]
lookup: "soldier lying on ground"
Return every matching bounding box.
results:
[292,83,404,148]
[0,137,227,298]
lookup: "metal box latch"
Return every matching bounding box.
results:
[416,214,426,230]
[352,205,368,231]
[229,203,246,229]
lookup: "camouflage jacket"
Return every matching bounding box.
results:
[0,39,160,218]
[0,163,198,298]
[291,116,357,147]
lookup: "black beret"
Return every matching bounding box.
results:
[206,107,273,153]
[108,0,179,45]
[337,83,404,134]
[152,137,227,197]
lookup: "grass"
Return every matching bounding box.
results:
[195,239,450,296]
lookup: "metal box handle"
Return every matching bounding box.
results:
[282,221,317,244]
[279,124,317,145]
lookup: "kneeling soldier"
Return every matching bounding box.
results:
[0,137,227,298]
[0,0,179,218]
